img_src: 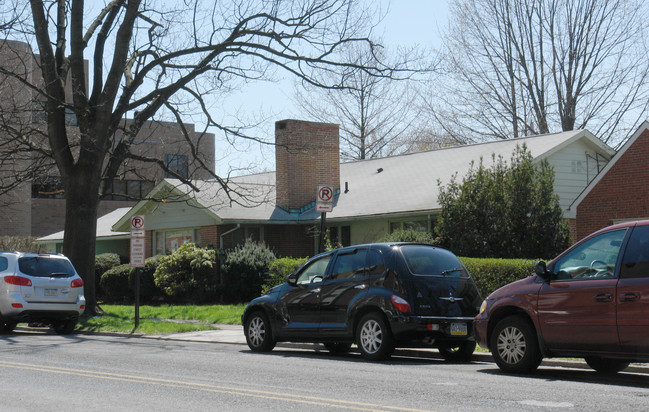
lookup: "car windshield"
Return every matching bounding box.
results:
[400,245,468,277]
[18,256,76,277]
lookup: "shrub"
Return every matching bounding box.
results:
[0,236,42,252]
[100,264,133,303]
[129,255,164,303]
[95,253,121,298]
[262,257,308,294]
[378,228,438,245]
[222,239,276,303]
[460,257,537,298]
[153,243,218,303]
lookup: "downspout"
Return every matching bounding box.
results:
[220,224,241,250]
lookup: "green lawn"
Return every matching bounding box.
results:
[78,304,246,334]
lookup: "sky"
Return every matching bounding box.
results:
[213,0,450,177]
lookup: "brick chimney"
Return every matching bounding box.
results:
[275,119,340,211]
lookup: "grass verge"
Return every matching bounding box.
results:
[78,304,246,334]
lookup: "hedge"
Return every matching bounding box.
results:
[261,257,308,294]
[460,257,537,298]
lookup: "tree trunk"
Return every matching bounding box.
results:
[62,169,102,316]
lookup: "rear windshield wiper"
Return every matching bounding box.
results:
[440,268,462,276]
[48,272,72,278]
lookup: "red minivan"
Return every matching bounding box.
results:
[474,220,649,374]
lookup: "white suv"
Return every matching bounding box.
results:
[0,252,86,334]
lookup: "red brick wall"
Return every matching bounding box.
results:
[275,119,339,210]
[576,128,649,240]
[199,225,218,249]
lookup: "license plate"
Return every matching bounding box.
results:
[450,322,467,336]
[44,288,58,297]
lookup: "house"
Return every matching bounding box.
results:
[571,121,649,240]
[101,119,615,259]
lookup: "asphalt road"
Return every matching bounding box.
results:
[1,331,648,411]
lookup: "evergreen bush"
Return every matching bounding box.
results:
[153,243,218,303]
[460,257,537,298]
[99,264,133,303]
[262,256,308,294]
[222,239,276,303]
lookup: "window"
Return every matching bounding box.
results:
[327,226,351,247]
[329,248,368,281]
[165,154,189,179]
[154,229,200,254]
[102,179,154,200]
[368,249,386,277]
[389,219,429,233]
[621,226,649,279]
[552,229,626,280]
[401,245,467,277]
[18,256,75,277]
[297,256,331,285]
[0,257,8,272]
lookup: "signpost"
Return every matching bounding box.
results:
[130,215,145,328]
[316,185,335,252]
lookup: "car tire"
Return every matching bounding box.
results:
[324,342,352,355]
[53,317,78,335]
[1,317,17,333]
[356,313,394,361]
[584,357,630,374]
[438,341,476,362]
[245,311,276,352]
[491,315,542,374]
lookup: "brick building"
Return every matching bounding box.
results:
[571,121,649,240]
[0,40,215,237]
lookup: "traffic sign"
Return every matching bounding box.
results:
[130,237,146,268]
[130,215,145,237]
[316,185,334,213]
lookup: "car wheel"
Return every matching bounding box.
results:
[245,311,276,352]
[584,357,630,374]
[491,315,542,374]
[438,341,476,362]
[53,318,78,335]
[356,313,394,361]
[324,342,352,355]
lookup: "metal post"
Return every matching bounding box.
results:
[318,212,327,253]
[134,268,140,328]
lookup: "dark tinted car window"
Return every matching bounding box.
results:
[400,245,467,277]
[368,249,386,276]
[18,256,75,277]
[621,225,649,279]
[330,248,367,280]
[0,257,7,272]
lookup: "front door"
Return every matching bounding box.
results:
[538,229,627,352]
[278,254,332,338]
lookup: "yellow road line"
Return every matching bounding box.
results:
[0,360,434,412]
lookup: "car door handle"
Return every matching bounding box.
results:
[620,292,640,302]
[594,293,613,302]
[310,288,321,294]
[354,284,367,290]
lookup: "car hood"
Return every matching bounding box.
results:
[487,275,540,300]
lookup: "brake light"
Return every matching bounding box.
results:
[4,276,32,286]
[391,295,411,313]
[71,278,84,288]
[12,303,23,308]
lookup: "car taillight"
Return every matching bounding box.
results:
[71,278,84,288]
[4,276,32,286]
[391,295,411,313]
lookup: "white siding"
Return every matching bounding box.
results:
[144,201,216,230]
[544,140,610,218]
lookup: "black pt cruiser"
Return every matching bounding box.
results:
[242,243,482,361]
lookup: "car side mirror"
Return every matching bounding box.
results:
[287,272,298,286]
[534,261,551,282]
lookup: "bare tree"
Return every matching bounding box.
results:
[0,0,405,313]
[294,43,426,161]
[429,0,649,145]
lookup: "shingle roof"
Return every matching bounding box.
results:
[145,129,604,225]
[37,208,131,242]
